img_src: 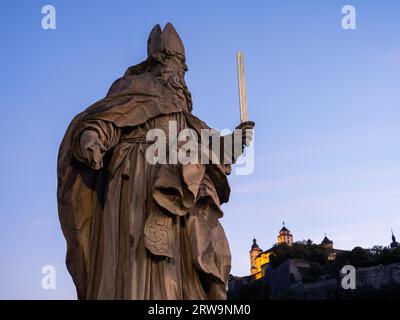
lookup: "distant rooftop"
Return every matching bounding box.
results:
[321,236,333,244]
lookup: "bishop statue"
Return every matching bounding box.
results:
[57,23,254,300]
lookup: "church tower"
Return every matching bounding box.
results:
[277,222,293,246]
[249,238,262,275]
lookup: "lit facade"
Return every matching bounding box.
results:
[277,223,293,246]
[249,239,263,278]
[249,224,294,279]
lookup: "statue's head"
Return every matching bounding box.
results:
[147,23,192,111]
[147,23,188,75]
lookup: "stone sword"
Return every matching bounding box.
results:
[236,51,255,127]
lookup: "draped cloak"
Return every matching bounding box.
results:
[57,61,232,300]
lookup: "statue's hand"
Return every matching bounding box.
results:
[235,121,255,147]
[80,130,106,170]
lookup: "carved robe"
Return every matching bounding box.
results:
[57,64,231,299]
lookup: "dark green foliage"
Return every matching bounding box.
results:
[332,245,400,271]
[269,242,328,267]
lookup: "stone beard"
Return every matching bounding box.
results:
[154,53,193,112]
[57,23,235,300]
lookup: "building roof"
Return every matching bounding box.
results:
[251,238,262,250]
[279,222,291,234]
[321,236,333,245]
[279,226,290,233]
[255,248,274,259]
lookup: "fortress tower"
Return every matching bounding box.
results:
[249,238,262,275]
[277,222,293,246]
[321,234,334,250]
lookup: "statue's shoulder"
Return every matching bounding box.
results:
[106,60,154,97]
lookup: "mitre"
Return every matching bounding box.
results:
[147,23,185,58]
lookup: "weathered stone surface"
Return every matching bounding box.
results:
[57,23,254,300]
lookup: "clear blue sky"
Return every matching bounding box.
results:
[0,0,399,299]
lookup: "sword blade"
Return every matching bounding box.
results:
[237,51,248,123]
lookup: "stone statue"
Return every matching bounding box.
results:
[57,23,254,300]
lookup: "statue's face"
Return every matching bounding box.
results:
[162,54,188,76]
[152,52,192,111]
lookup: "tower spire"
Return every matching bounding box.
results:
[390,228,399,249]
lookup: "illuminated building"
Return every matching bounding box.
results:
[249,223,294,279]
[277,222,293,246]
